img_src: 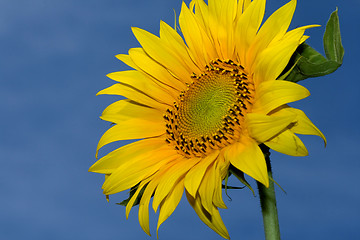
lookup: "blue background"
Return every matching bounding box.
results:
[1,0,358,239]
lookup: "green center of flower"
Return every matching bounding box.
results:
[164,59,253,157]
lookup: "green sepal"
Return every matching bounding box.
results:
[280,8,344,82]
[117,183,147,207]
[229,165,255,196]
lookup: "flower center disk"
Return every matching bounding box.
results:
[164,59,253,157]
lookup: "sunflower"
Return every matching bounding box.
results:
[89,0,326,238]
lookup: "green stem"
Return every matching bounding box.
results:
[257,145,281,240]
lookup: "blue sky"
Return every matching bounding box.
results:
[0,0,358,239]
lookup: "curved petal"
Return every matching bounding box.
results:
[224,138,269,187]
[186,192,230,239]
[184,150,219,197]
[246,112,296,143]
[156,179,184,236]
[270,105,326,145]
[126,178,151,219]
[198,162,217,214]
[265,129,308,156]
[252,80,310,114]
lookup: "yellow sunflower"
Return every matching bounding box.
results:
[90,0,326,238]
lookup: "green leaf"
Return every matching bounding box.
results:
[281,9,344,82]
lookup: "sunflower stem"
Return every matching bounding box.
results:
[257,145,281,240]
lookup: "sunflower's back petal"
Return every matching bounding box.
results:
[247,0,297,71]
[265,129,308,156]
[198,162,217,214]
[186,192,230,240]
[246,112,296,143]
[213,159,227,209]
[184,150,219,197]
[234,0,266,64]
[96,121,164,157]
[224,139,269,187]
[252,80,310,114]
[156,179,185,237]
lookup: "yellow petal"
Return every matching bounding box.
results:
[156,179,184,236]
[138,175,162,236]
[271,105,327,146]
[234,0,266,64]
[159,21,200,75]
[96,122,164,159]
[102,148,177,195]
[107,70,175,104]
[246,112,296,143]
[184,150,219,197]
[265,129,308,156]
[198,162,217,214]
[126,179,151,219]
[128,48,185,90]
[212,159,227,209]
[179,2,216,67]
[253,27,305,84]
[247,0,297,70]
[97,83,168,111]
[152,157,200,213]
[252,80,310,114]
[100,99,163,124]
[186,192,230,239]
[224,138,269,187]
[115,53,138,69]
[132,27,192,82]
[90,137,164,173]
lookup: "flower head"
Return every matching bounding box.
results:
[90,0,326,238]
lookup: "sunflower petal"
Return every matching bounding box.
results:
[96,120,165,156]
[102,148,177,195]
[186,192,230,239]
[252,80,310,114]
[152,157,200,213]
[271,105,327,146]
[234,0,266,64]
[100,99,163,124]
[247,0,297,70]
[156,179,185,236]
[91,138,165,172]
[184,150,219,197]
[246,112,296,143]
[225,138,269,187]
[265,129,308,156]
